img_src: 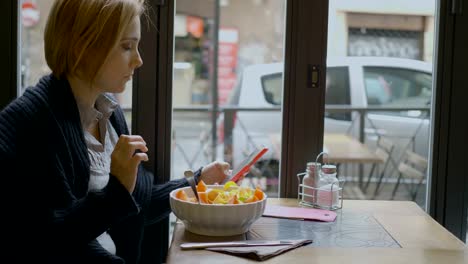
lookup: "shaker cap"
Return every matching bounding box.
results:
[321,164,337,174]
[306,162,320,171]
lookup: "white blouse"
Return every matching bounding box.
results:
[77,93,120,255]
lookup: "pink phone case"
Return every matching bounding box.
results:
[230,147,268,182]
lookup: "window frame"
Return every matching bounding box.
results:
[428,0,468,242]
[0,1,18,109]
[132,0,175,261]
[279,0,329,197]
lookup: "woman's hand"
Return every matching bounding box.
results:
[111,135,149,193]
[199,161,230,185]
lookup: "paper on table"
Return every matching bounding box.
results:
[263,205,337,222]
[206,239,312,261]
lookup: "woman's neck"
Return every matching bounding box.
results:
[68,75,102,140]
[68,75,101,109]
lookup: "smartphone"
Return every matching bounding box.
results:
[230,147,268,183]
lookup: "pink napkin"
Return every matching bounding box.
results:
[206,239,312,261]
[263,205,337,222]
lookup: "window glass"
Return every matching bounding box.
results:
[170,0,287,239]
[348,28,422,59]
[261,73,282,105]
[325,67,351,121]
[324,0,436,210]
[171,0,287,197]
[20,0,53,93]
[226,74,243,105]
[364,67,432,117]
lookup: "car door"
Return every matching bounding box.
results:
[361,66,432,160]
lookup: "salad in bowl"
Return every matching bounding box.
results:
[169,181,267,236]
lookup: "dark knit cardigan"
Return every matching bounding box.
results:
[0,75,193,263]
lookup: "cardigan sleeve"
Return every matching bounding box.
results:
[49,171,141,247]
[144,170,203,225]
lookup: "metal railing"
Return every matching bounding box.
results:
[124,105,430,169]
[123,105,431,200]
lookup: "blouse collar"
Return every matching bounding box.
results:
[76,93,118,131]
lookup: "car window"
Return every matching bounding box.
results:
[325,67,351,121]
[363,67,432,117]
[261,73,283,105]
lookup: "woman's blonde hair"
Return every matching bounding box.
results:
[44,0,145,82]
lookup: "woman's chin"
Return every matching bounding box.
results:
[113,83,127,93]
[117,86,126,93]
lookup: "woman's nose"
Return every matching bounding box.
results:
[133,50,143,69]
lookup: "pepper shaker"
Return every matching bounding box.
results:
[302,162,320,203]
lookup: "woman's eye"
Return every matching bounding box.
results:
[122,43,132,51]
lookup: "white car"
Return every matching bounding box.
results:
[219,57,432,184]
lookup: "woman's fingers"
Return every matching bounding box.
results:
[116,135,146,146]
[127,141,148,156]
[118,134,145,142]
[215,161,231,175]
[125,135,146,143]
[110,135,149,193]
[115,137,148,157]
[132,152,149,164]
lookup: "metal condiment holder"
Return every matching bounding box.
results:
[297,152,345,211]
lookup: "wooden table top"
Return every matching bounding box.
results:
[324,133,383,164]
[166,199,467,264]
[270,133,383,164]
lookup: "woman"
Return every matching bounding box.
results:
[0,0,228,263]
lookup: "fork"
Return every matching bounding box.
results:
[184,170,200,204]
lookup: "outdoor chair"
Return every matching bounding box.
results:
[363,137,396,198]
[391,150,428,201]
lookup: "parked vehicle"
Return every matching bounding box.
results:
[218,57,432,186]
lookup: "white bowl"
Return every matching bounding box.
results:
[169,185,267,236]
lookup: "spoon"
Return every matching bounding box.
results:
[184,170,200,204]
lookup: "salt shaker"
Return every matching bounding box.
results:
[302,162,320,203]
[316,164,340,208]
